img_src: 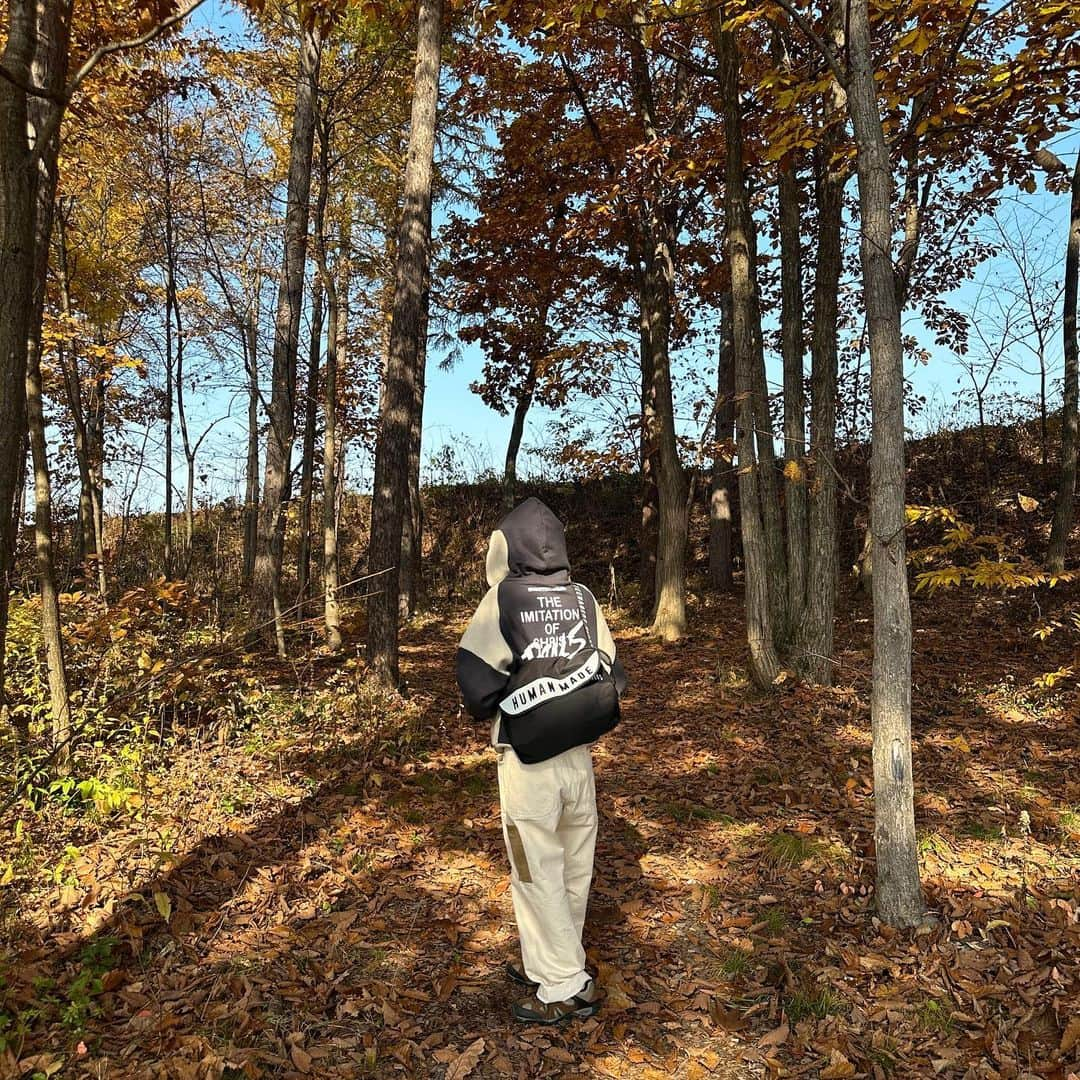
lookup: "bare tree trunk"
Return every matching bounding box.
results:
[253,25,321,653]
[321,228,345,651]
[25,0,73,760]
[639,306,659,620]
[716,18,780,685]
[503,365,536,510]
[399,261,429,620]
[366,0,441,684]
[847,0,925,928]
[709,293,735,590]
[643,244,688,641]
[242,308,260,584]
[796,30,846,686]
[54,212,103,588]
[1048,151,1079,572]
[0,0,38,727]
[297,276,323,610]
[748,224,789,642]
[171,277,196,571]
[87,359,108,599]
[778,153,808,632]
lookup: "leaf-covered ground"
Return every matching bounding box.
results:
[2,588,1078,1079]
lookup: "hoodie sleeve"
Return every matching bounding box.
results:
[595,602,628,695]
[456,586,513,720]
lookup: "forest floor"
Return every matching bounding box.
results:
[1,586,1079,1080]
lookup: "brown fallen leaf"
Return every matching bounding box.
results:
[819,1049,856,1079]
[758,1021,789,1047]
[289,1043,313,1074]
[1061,1015,1080,1054]
[445,1037,485,1080]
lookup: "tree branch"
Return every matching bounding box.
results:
[29,0,208,166]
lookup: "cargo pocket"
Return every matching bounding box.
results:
[497,752,558,821]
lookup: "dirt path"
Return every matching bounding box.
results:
[4,593,1077,1078]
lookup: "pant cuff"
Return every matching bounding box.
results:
[536,971,589,1004]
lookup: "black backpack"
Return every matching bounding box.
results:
[499,584,621,764]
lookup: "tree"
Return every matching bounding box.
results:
[252,20,322,653]
[714,14,780,686]
[24,0,74,760]
[366,0,442,685]
[845,0,926,928]
[1048,150,1079,572]
[708,293,735,590]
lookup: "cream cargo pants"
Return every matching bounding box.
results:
[496,743,597,1004]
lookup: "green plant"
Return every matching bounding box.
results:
[764,831,845,869]
[914,997,954,1035]
[786,984,843,1022]
[760,906,788,935]
[716,948,751,980]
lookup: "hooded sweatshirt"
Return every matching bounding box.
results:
[456,498,627,746]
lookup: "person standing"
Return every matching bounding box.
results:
[456,498,627,1024]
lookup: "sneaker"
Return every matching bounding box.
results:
[512,978,601,1025]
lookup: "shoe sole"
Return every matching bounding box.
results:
[512,1000,601,1025]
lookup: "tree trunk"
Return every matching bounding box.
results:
[779,153,808,632]
[847,0,926,928]
[1048,151,1079,572]
[253,25,321,653]
[748,222,789,643]
[25,0,73,761]
[716,18,780,685]
[366,0,441,685]
[321,231,344,650]
[709,293,735,590]
[242,308,260,584]
[0,0,38,726]
[54,212,104,590]
[399,259,429,620]
[503,366,536,510]
[639,303,659,620]
[796,28,846,686]
[297,277,323,610]
[643,243,688,641]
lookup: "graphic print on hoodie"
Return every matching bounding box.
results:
[456,498,627,746]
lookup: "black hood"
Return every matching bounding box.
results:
[485,497,570,585]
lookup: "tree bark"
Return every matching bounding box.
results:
[503,364,536,510]
[847,0,925,928]
[242,306,260,584]
[366,0,441,684]
[399,234,430,620]
[297,276,323,610]
[709,293,735,590]
[0,0,38,726]
[253,25,321,653]
[54,211,104,590]
[715,18,780,685]
[25,0,73,761]
[796,24,846,686]
[639,303,659,620]
[1048,151,1079,572]
[778,153,808,632]
[320,226,344,650]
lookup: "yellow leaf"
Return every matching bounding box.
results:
[946,734,971,754]
[153,890,172,922]
[1017,493,1038,512]
[783,460,804,483]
